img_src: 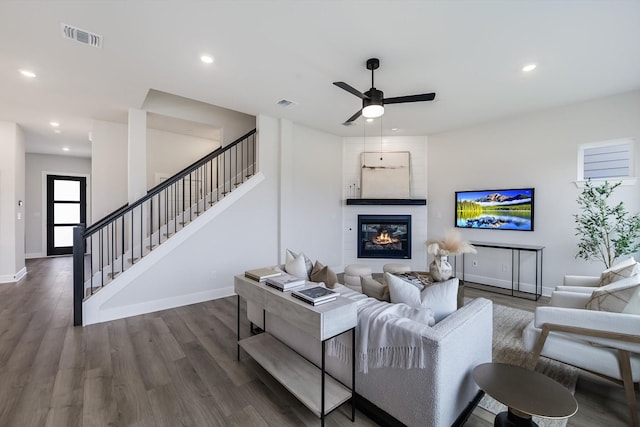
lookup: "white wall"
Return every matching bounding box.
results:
[0,122,26,282]
[91,120,129,223]
[342,136,429,272]
[146,128,220,188]
[279,122,344,268]
[24,153,91,258]
[428,90,640,295]
[142,90,256,146]
[84,115,281,323]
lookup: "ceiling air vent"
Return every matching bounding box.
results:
[277,99,297,108]
[61,23,103,48]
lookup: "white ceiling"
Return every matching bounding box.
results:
[1,1,639,158]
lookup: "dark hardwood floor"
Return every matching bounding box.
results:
[0,257,635,426]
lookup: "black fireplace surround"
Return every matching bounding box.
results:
[357,214,411,259]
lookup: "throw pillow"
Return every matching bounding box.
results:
[586,274,640,313]
[310,261,339,289]
[599,257,639,286]
[360,276,390,302]
[284,252,309,280]
[286,249,313,278]
[386,272,458,323]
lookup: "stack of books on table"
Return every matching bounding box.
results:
[264,273,305,291]
[244,268,282,282]
[292,285,339,306]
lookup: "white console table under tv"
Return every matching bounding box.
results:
[234,275,357,426]
[461,241,544,300]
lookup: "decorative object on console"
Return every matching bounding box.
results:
[284,249,313,279]
[292,285,339,306]
[574,180,640,269]
[244,267,282,282]
[427,229,476,281]
[455,188,535,231]
[265,273,305,292]
[310,260,339,289]
[386,272,458,322]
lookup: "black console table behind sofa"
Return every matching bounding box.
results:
[462,241,544,301]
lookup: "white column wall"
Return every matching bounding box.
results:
[91,120,128,223]
[128,108,147,202]
[279,122,344,268]
[0,122,26,282]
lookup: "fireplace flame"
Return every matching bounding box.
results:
[373,231,400,245]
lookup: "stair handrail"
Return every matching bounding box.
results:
[83,128,256,239]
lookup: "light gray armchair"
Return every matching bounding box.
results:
[523,272,640,427]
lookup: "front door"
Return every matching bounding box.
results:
[46,175,87,256]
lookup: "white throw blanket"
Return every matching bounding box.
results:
[328,286,433,373]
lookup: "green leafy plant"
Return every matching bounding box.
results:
[574,180,640,268]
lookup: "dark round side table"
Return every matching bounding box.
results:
[472,362,578,427]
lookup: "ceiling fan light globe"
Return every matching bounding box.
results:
[362,104,384,118]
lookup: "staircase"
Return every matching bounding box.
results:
[72,129,257,326]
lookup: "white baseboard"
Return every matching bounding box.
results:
[0,267,27,284]
[83,286,235,326]
[25,252,44,259]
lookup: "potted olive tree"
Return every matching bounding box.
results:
[574,180,640,269]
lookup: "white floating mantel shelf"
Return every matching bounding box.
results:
[346,198,427,206]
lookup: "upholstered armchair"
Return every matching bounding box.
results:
[523,262,640,427]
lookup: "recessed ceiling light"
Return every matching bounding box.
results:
[391,128,398,131]
[54,129,62,134]
[62,147,69,151]
[19,69,36,78]
[366,118,374,123]
[50,121,60,127]
[522,63,537,72]
[200,55,214,64]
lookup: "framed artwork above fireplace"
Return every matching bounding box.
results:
[361,151,410,198]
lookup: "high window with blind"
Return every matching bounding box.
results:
[579,138,633,180]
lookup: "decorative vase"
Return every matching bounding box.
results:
[430,255,453,281]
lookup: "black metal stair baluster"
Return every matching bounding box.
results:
[139,205,143,259]
[130,210,135,265]
[111,222,115,280]
[99,228,103,289]
[121,215,125,274]
[90,234,94,294]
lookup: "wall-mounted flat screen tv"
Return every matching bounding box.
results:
[455,188,534,231]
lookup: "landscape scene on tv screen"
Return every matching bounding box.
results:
[455,188,534,231]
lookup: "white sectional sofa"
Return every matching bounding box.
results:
[247,284,493,426]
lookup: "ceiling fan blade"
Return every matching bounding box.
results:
[334,82,369,100]
[383,93,436,104]
[343,109,362,125]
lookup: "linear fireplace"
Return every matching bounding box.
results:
[357,214,411,259]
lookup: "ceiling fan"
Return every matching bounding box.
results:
[333,58,436,125]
